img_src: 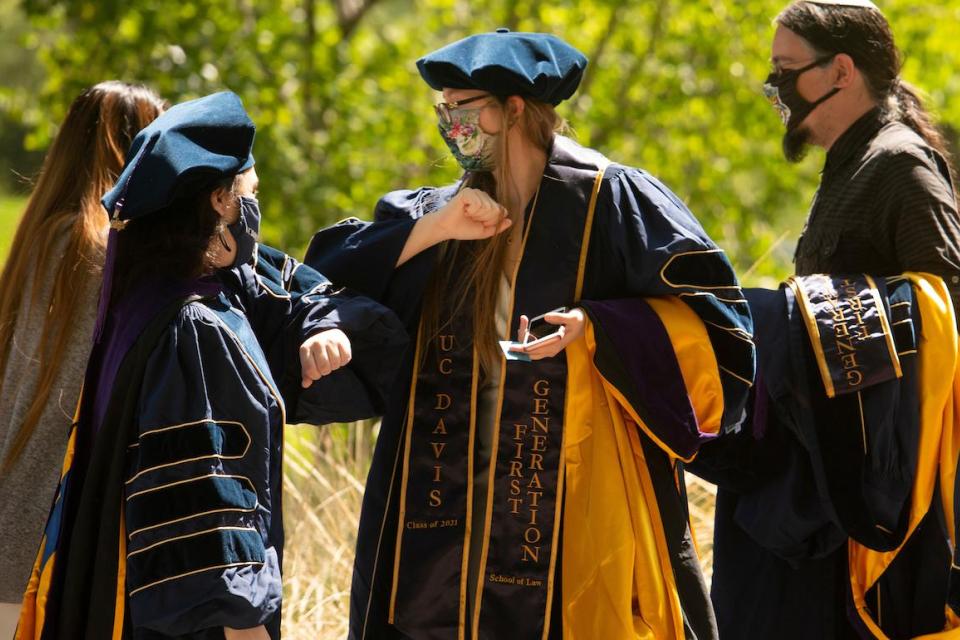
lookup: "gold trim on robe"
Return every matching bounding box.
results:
[848,273,960,639]
[562,297,724,638]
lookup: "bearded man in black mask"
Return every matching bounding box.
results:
[767,0,960,299]
[693,2,960,639]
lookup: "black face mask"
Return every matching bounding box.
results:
[224,195,261,268]
[764,55,839,130]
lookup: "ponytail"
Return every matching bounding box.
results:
[892,80,957,193]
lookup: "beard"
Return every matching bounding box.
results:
[782,123,813,163]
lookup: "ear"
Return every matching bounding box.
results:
[832,53,857,89]
[209,185,233,218]
[506,96,525,123]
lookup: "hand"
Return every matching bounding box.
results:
[300,329,352,388]
[224,626,270,640]
[434,187,512,241]
[510,308,586,361]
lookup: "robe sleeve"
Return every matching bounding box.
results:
[302,185,459,327]
[224,244,408,425]
[582,167,756,459]
[123,302,282,635]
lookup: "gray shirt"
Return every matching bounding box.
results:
[0,233,98,603]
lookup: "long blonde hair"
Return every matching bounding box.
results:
[421,97,565,374]
[0,81,165,471]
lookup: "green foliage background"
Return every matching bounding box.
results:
[2,0,960,285]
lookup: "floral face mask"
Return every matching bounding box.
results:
[436,106,497,172]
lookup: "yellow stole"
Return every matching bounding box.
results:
[563,296,724,638]
[848,273,960,639]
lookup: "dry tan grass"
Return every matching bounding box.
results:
[281,423,372,639]
[280,423,717,638]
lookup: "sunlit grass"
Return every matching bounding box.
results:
[282,422,376,639]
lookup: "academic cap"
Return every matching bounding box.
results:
[101,91,255,222]
[416,30,587,106]
[94,91,255,344]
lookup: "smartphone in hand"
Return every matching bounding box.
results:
[523,307,568,349]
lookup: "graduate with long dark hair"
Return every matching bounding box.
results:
[17,92,406,640]
[307,30,755,640]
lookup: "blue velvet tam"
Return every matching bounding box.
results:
[102,91,255,221]
[416,29,588,106]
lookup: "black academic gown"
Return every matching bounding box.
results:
[305,136,756,640]
[19,249,407,640]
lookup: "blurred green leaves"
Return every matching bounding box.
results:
[3,0,960,286]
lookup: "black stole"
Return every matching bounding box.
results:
[788,274,902,398]
[389,138,609,640]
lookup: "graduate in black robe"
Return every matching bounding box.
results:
[17,92,406,640]
[305,31,756,640]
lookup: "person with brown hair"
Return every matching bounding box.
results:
[17,91,405,639]
[0,81,166,636]
[307,30,755,640]
[694,1,960,638]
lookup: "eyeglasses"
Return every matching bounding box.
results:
[434,93,493,125]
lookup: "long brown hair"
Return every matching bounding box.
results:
[0,81,165,470]
[421,97,565,374]
[778,2,957,190]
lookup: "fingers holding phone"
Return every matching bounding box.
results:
[510,307,585,361]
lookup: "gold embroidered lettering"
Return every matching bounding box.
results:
[531,416,549,433]
[528,489,543,508]
[528,453,544,471]
[521,545,540,563]
[435,393,452,410]
[841,353,859,369]
[836,339,856,354]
